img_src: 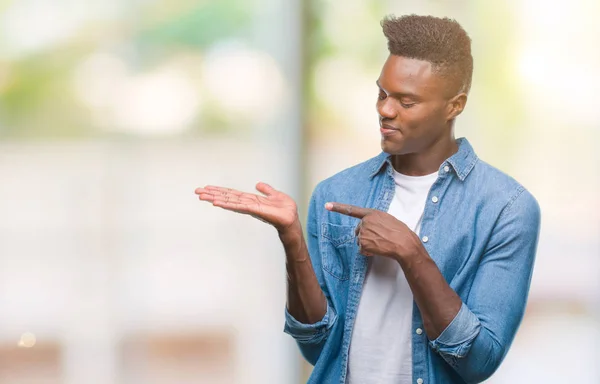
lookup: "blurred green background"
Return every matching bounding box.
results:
[0,0,598,383]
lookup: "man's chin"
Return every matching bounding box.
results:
[380,139,406,155]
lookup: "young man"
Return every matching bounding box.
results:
[196,15,541,384]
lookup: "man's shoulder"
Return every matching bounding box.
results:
[471,159,539,215]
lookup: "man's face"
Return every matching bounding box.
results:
[376,55,457,155]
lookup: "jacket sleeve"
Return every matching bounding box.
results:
[283,184,338,365]
[428,188,541,383]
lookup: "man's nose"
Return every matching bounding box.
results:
[377,99,397,120]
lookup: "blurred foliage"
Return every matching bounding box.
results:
[304,0,386,138]
[0,0,252,139]
[470,1,524,169]
[137,0,253,50]
[0,46,94,138]
[0,0,542,150]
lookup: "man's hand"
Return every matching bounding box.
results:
[325,202,424,262]
[197,183,327,325]
[195,182,299,233]
[327,201,462,341]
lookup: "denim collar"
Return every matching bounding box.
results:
[368,137,478,181]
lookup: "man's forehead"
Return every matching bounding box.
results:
[378,55,441,94]
[385,56,433,76]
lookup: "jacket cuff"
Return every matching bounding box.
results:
[283,303,337,344]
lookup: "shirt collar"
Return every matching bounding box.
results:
[368,137,478,181]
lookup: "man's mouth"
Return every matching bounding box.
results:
[380,124,399,136]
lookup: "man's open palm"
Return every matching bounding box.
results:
[195,182,298,232]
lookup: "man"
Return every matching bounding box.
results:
[195,14,541,384]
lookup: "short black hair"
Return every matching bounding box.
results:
[381,14,473,95]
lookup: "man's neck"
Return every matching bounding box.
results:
[392,137,459,176]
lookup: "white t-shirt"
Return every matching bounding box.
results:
[347,169,438,384]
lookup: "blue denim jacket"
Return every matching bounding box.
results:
[284,138,541,384]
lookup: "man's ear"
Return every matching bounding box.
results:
[446,93,468,121]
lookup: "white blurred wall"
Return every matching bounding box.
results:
[0,139,298,384]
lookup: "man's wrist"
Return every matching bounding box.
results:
[278,219,310,263]
[278,218,302,237]
[278,219,305,251]
[394,235,428,266]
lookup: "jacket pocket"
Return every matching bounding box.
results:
[320,222,355,281]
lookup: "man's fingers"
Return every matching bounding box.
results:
[325,202,372,219]
[213,200,252,214]
[203,192,259,205]
[199,186,244,196]
[196,186,257,202]
[196,185,265,217]
[354,222,361,237]
[255,182,276,196]
[198,192,215,202]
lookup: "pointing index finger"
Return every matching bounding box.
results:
[325,202,372,219]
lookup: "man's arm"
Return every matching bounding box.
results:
[401,189,540,383]
[325,199,462,338]
[280,219,327,324]
[283,188,338,365]
[398,247,462,339]
[195,182,335,365]
[327,188,540,382]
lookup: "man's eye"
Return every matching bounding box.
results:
[378,92,387,101]
[401,102,415,108]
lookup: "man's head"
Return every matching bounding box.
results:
[377,15,473,156]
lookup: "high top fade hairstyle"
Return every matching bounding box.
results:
[381,14,473,96]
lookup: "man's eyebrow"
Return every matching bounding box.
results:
[376,80,419,99]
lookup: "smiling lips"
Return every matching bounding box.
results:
[380,124,399,136]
